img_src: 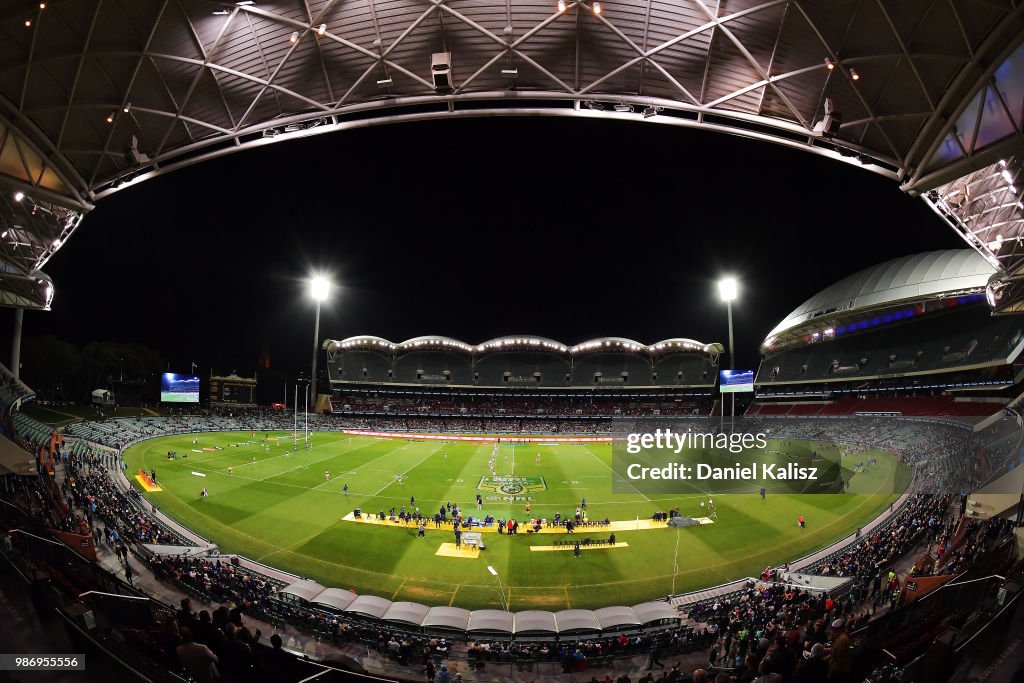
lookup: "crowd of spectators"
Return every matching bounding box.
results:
[330,391,710,418]
[150,597,302,683]
[60,449,193,546]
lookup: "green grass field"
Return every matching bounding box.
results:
[124,432,900,610]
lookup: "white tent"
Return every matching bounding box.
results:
[631,601,680,626]
[594,606,641,631]
[310,588,357,613]
[278,580,326,605]
[513,610,557,635]
[554,610,601,634]
[91,388,114,406]
[345,595,393,619]
[382,601,430,627]
[422,606,471,632]
[467,609,514,635]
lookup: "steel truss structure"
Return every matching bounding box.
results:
[0,0,1022,310]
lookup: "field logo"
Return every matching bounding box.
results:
[478,476,547,496]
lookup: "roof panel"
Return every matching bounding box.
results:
[345,594,393,619]
[765,249,997,342]
[0,0,1014,205]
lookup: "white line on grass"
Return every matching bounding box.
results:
[579,444,652,502]
[367,445,443,497]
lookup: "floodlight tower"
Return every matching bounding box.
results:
[309,276,330,432]
[718,277,738,431]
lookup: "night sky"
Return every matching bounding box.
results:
[16,116,964,378]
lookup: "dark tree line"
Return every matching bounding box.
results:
[21,335,164,402]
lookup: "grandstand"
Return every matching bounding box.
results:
[751,251,1022,418]
[325,335,719,389]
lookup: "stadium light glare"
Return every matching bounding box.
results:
[718,277,738,302]
[311,276,330,301]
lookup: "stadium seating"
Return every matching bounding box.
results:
[473,351,571,387]
[652,353,716,386]
[570,352,653,386]
[327,337,719,388]
[759,306,1023,384]
[332,349,393,382]
[393,350,473,384]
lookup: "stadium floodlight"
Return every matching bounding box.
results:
[307,275,332,437]
[311,276,330,302]
[718,277,738,433]
[718,277,738,302]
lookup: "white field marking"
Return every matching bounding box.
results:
[672,528,681,595]
[250,449,363,482]
[367,444,444,497]
[579,444,652,502]
[181,441,407,492]
[189,434,360,472]
[192,433,349,466]
[257,440,406,484]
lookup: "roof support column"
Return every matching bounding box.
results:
[10,307,23,380]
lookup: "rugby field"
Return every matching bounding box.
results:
[124,432,899,610]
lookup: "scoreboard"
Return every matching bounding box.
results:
[209,374,257,406]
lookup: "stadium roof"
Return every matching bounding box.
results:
[278,579,326,603]
[593,605,641,630]
[467,609,514,634]
[554,609,602,633]
[381,601,430,626]
[513,610,558,635]
[630,601,680,625]
[344,594,392,619]
[309,587,357,612]
[763,249,995,349]
[325,334,719,356]
[0,433,35,476]
[1,1,1022,310]
[421,606,471,632]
